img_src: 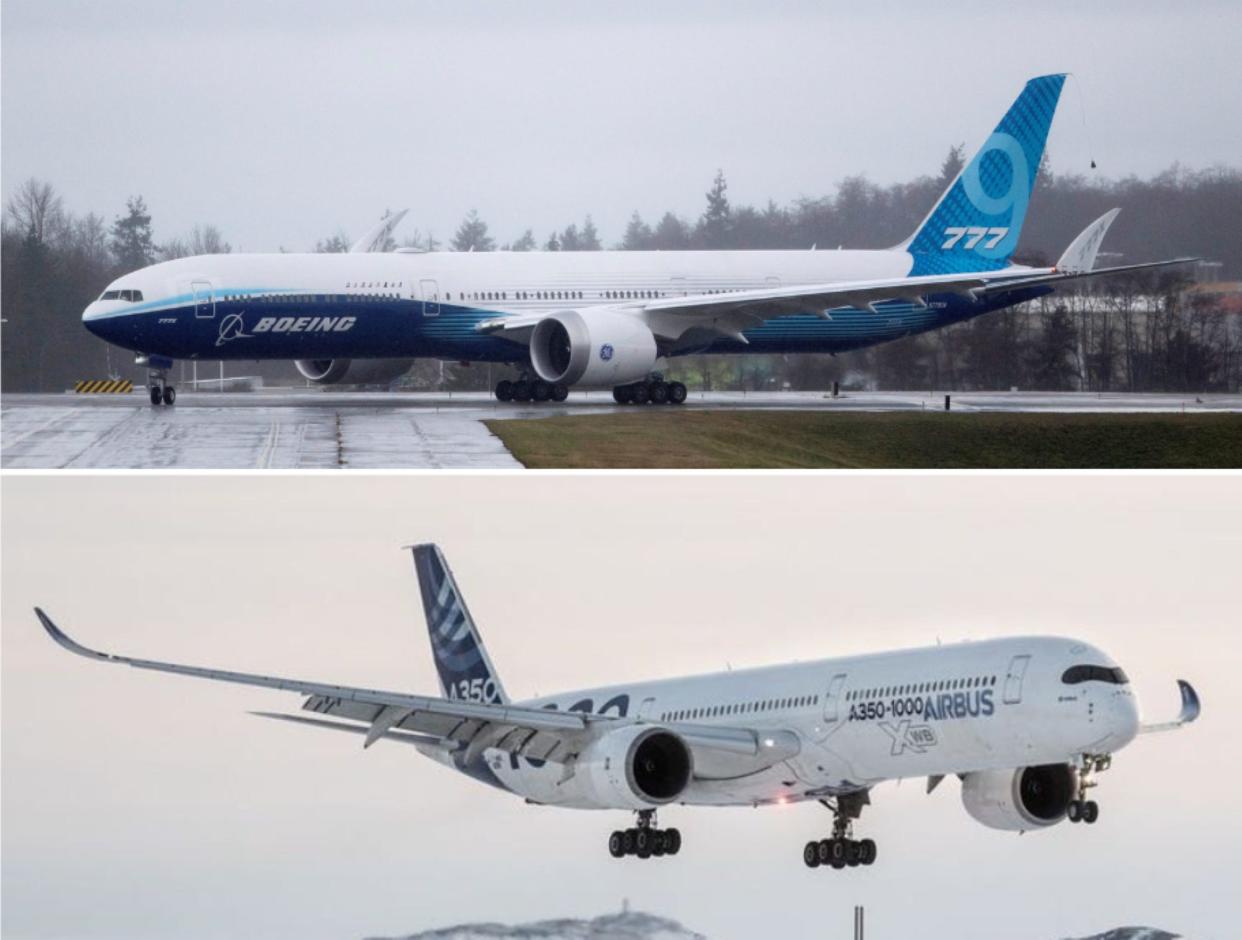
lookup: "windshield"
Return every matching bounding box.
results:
[1061,664,1129,685]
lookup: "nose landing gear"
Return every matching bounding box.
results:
[140,357,176,406]
[804,792,876,871]
[1068,754,1111,825]
[607,809,681,860]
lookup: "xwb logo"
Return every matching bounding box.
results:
[599,344,614,362]
[879,720,938,756]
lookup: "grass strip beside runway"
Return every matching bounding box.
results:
[487,412,1242,469]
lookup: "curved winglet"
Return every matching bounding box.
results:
[1056,208,1120,274]
[35,607,117,662]
[1140,679,1201,734]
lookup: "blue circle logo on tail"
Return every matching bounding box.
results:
[599,344,614,361]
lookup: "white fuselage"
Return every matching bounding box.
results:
[424,636,1139,810]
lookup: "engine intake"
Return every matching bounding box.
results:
[961,763,1079,831]
[581,726,694,810]
[295,358,414,386]
[530,310,657,387]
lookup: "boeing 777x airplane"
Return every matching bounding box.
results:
[36,544,1199,868]
[82,74,1193,406]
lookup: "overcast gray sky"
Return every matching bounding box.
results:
[3,474,1239,939]
[3,1,1241,252]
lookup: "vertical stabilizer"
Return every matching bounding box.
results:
[408,544,508,704]
[903,74,1066,275]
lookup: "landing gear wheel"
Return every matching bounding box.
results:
[608,831,625,858]
[162,385,176,405]
[632,383,650,405]
[551,383,569,402]
[652,832,667,857]
[859,839,876,866]
[512,380,532,403]
[664,828,681,856]
[1067,800,1083,823]
[612,386,632,405]
[803,841,820,868]
[829,838,847,869]
[1082,800,1099,824]
[816,839,832,865]
[669,381,688,404]
[149,386,163,406]
[649,381,669,405]
[531,380,551,403]
[635,828,653,859]
[495,380,514,402]
[622,828,636,855]
[846,840,862,867]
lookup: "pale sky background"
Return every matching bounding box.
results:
[2,474,1239,939]
[3,1,1241,252]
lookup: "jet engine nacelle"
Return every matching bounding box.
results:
[961,763,1079,831]
[578,725,694,810]
[294,358,414,386]
[530,310,657,387]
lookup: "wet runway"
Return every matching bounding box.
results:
[4,388,1240,469]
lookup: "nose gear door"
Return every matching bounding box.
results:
[192,280,214,319]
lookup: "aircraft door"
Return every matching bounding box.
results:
[192,280,214,319]
[1003,654,1031,705]
[420,279,440,317]
[821,673,848,724]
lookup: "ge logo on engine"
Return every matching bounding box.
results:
[599,344,614,361]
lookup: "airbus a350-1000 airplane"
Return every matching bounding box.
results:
[82,74,1193,406]
[37,544,1199,868]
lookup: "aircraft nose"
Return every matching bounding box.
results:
[1109,692,1140,747]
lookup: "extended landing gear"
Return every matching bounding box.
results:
[494,375,569,404]
[612,376,687,406]
[804,793,875,871]
[146,368,176,406]
[607,810,681,861]
[1067,754,1110,825]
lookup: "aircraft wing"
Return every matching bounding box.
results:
[1139,679,1201,734]
[36,608,799,774]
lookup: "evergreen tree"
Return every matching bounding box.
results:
[544,231,561,251]
[652,212,690,250]
[315,233,351,253]
[451,209,494,252]
[580,214,601,250]
[560,223,581,251]
[621,211,653,250]
[110,196,155,269]
[699,169,731,247]
[939,145,965,185]
[510,229,536,251]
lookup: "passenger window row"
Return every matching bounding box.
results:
[660,693,820,723]
[847,675,997,702]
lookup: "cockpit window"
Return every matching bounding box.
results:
[100,289,143,302]
[1061,665,1129,685]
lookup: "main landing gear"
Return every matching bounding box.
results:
[607,809,681,861]
[612,377,687,406]
[1067,754,1110,825]
[804,793,876,871]
[494,374,569,404]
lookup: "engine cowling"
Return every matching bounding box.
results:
[578,726,694,810]
[530,310,657,387]
[961,764,1079,831]
[294,358,414,386]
